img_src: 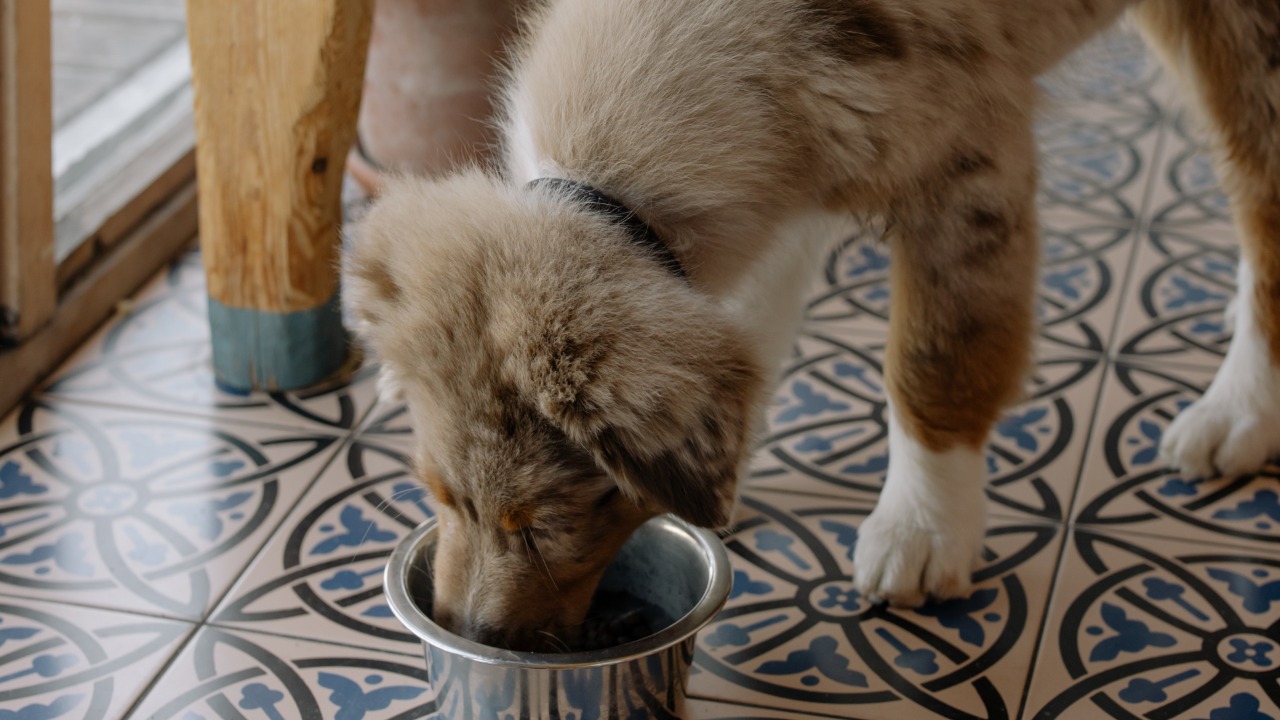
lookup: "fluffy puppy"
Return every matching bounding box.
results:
[344,0,1280,650]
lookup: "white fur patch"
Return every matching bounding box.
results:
[1161,259,1280,477]
[723,211,853,382]
[506,90,558,184]
[852,405,988,606]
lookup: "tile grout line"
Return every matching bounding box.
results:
[120,427,366,718]
[119,623,201,720]
[197,431,362,625]
[1013,96,1174,720]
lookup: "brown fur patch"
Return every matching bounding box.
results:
[1135,0,1280,359]
[953,152,995,176]
[353,256,402,305]
[803,0,905,62]
[424,468,454,508]
[910,15,988,64]
[500,506,534,533]
[1247,204,1280,359]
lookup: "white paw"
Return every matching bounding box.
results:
[1161,259,1280,478]
[853,507,983,607]
[1161,394,1280,478]
[852,407,988,607]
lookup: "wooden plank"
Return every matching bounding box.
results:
[186,0,371,390]
[0,181,197,416]
[56,145,195,290]
[0,0,56,344]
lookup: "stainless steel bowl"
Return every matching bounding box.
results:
[384,515,731,719]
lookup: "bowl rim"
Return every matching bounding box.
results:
[383,514,732,669]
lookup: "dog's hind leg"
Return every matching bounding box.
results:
[1134,0,1280,477]
[852,107,1040,607]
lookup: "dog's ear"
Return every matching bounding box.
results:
[506,288,764,528]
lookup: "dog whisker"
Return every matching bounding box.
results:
[536,629,571,653]
[524,529,559,592]
[355,485,429,548]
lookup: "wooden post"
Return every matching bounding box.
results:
[186,0,372,391]
[0,0,56,345]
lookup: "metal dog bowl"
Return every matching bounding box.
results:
[384,515,731,719]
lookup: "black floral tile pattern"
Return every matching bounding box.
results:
[0,597,190,720]
[0,400,343,619]
[1073,362,1280,555]
[1025,529,1280,719]
[688,490,1062,720]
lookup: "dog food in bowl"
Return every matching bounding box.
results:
[384,515,731,719]
[576,590,657,651]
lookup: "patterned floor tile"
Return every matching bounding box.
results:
[0,596,190,720]
[1034,110,1164,226]
[1112,223,1238,369]
[210,436,430,655]
[749,336,1103,526]
[1024,528,1280,719]
[1038,27,1172,125]
[1072,361,1280,554]
[690,489,1063,720]
[128,625,436,720]
[1147,112,1233,232]
[40,251,382,435]
[685,696,852,719]
[354,397,415,456]
[0,399,343,619]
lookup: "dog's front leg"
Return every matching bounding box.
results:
[852,120,1040,607]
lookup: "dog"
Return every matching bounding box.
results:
[343,0,1280,651]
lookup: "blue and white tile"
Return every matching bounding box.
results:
[0,596,190,720]
[685,696,850,719]
[210,436,430,655]
[352,396,415,457]
[1147,112,1234,231]
[749,337,1103,526]
[40,250,381,434]
[129,626,436,720]
[1038,27,1175,124]
[1112,223,1237,369]
[0,399,342,619]
[1024,528,1280,719]
[1034,112,1163,226]
[1072,361,1280,554]
[689,489,1062,720]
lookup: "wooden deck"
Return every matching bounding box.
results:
[52,0,186,128]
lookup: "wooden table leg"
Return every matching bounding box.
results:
[186,0,372,391]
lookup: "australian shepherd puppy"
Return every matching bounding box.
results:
[343,0,1280,651]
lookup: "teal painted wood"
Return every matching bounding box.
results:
[207,292,349,392]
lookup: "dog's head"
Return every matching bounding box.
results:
[343,169,764,650]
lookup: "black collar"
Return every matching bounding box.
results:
[527,177,687,281]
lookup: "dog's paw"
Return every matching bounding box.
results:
[1161,277,1280,478]
[1161,391,1280,478]
[853,504,983,607]
[852,411,988,607]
